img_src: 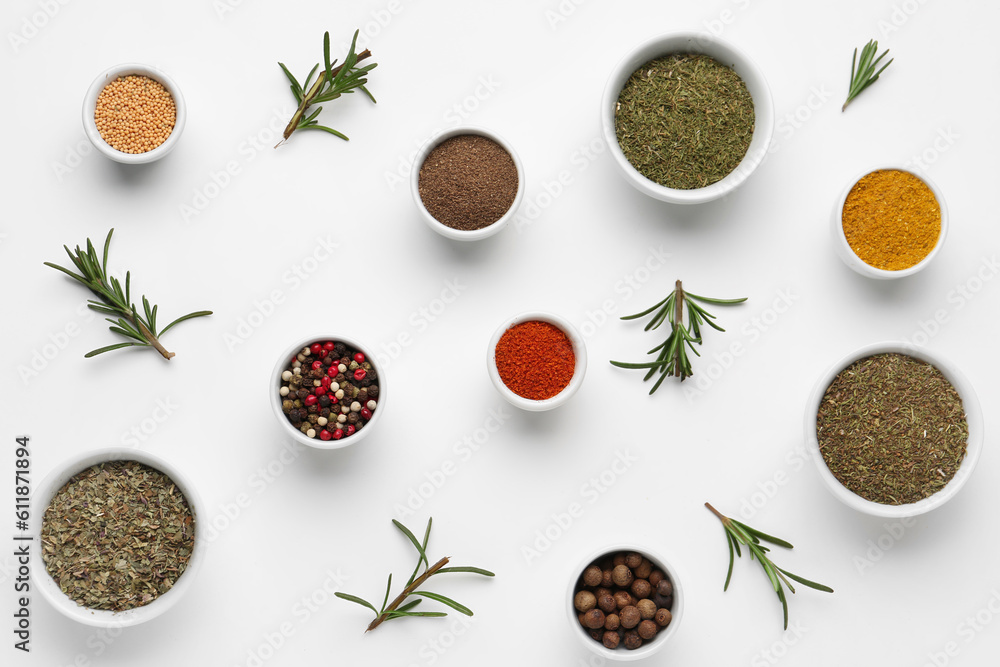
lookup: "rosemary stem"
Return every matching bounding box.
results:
[704,502,727,523]
[279,49,372,145]
[135,318,174,360]
[367,556,449,632]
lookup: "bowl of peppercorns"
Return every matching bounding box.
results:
[83,62,186,164]
[568,546,683,660]
[270,335,386,449]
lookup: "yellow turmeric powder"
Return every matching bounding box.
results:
[842,169,941,271]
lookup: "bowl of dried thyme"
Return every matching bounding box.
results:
[83,63,186,164]
[602,32,774,204]
[833,167,949,279]
[411,126,525,241]
[806,342,983,517]
[32,448,205,627]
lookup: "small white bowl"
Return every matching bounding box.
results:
[83,63,186,164]
[832,167,948,279]
[32,448,205,627]
[567,544,684,661]
[411,126,525,241]
[805,342,983,517]
[270,334,387,450]
[601,32,774,205]
[487,312,587,411]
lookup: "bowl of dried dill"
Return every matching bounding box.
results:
[601,32,774,204]
[805,342,983,518]
[833,167,949,278]
[32,448,205,627]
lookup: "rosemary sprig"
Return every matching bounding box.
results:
[276,29,376,147]
[335,518,494,633]
[842,39,892,112]
[610,279,746,391]
[705,503,832,630]
[44,229,211,360]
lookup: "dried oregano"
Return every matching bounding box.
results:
[816,353,968,504]
[41,461,195,611]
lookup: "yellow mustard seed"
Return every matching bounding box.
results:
[94,75,176,154]
[842,169,941,271]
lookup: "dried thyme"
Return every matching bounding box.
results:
[615,54,755,189]
[816,353,968,504]
[40,461,196,611]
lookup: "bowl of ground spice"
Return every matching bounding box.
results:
[568,545,684,661]
[83,63,186,164]
[270,334,386,449]
[412,126,524,240]
[32,448,205,627]
[806,342,983,518]
[834,167,948,278]
[487,312,587,411]
[602,32,773,204]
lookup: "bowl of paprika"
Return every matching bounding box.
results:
[487,312,587,411]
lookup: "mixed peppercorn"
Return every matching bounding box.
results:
[574,551,674,651]
[278,340,379,442]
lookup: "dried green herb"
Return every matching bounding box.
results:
[816,353,967,504]
[276,30,376,147]
[615,54,755,189]
[40,461,195,611]
[610,279,746,391]
[705,503,833,630]
[335,518,494,633]
[44,229,211,359]
[842,39,892,112]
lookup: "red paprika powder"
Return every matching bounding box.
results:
[495,320,575,400]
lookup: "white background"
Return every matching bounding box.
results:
[3,0,999,665]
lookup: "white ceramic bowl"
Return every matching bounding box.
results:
[411,126,525,241]
[805,342,982,517]
[487,312,587,411]
[601,32,774,205]
[832,167,949,279]
[270,334,387,450]
[83,63,186,164]
[31,448,205,627]
[567,544,684,661]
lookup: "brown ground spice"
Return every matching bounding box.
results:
[842,169,940,271]
[418,135,518,231]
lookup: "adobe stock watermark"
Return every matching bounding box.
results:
[374,278,467,370]
[51,136,95,183]
[17,300,97,385]
[853,517,916,575]
[737,443,811,522]
[120,397,179,448]
[900,255,1000,351]
[384,76,502,192]
[178,106,293,224]
[521,449,638,565]
[919,588,1000,667]
[405,615,476,667]
[393,406,510,519]
[877,0,930,38]
[575,245,670,339]
[702,0,756,38]
[224,235,338,351]
[236,568,350,667]
[543,0,591,30]
[903,127,960,174]
[683,288,799,401]
[749,620,808,666]
[337,0,413,53]
[513,136,606,234]
[7,0,72,53]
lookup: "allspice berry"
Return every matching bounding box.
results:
[583,565,603,587]
[613,553,627,567]
[574,590,597,613]
[612,564,634,587]
[648,569,665,587]
[630,578,651,599]
[613,591,634,610]
[636,598,657,620]
[601,568,614,588]
[635,558,653,580]
[655,607,673,627]
[597,593,616,614]
[602,630,620,649]
[619,605,641,629]
[637,619,658,640]
[625,552,643,569]
[604,613,620,631]
[657,579,673,597]
[623,630,643,650]
[582,609,606,629]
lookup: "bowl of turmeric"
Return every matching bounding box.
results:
[833,167,948,279]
